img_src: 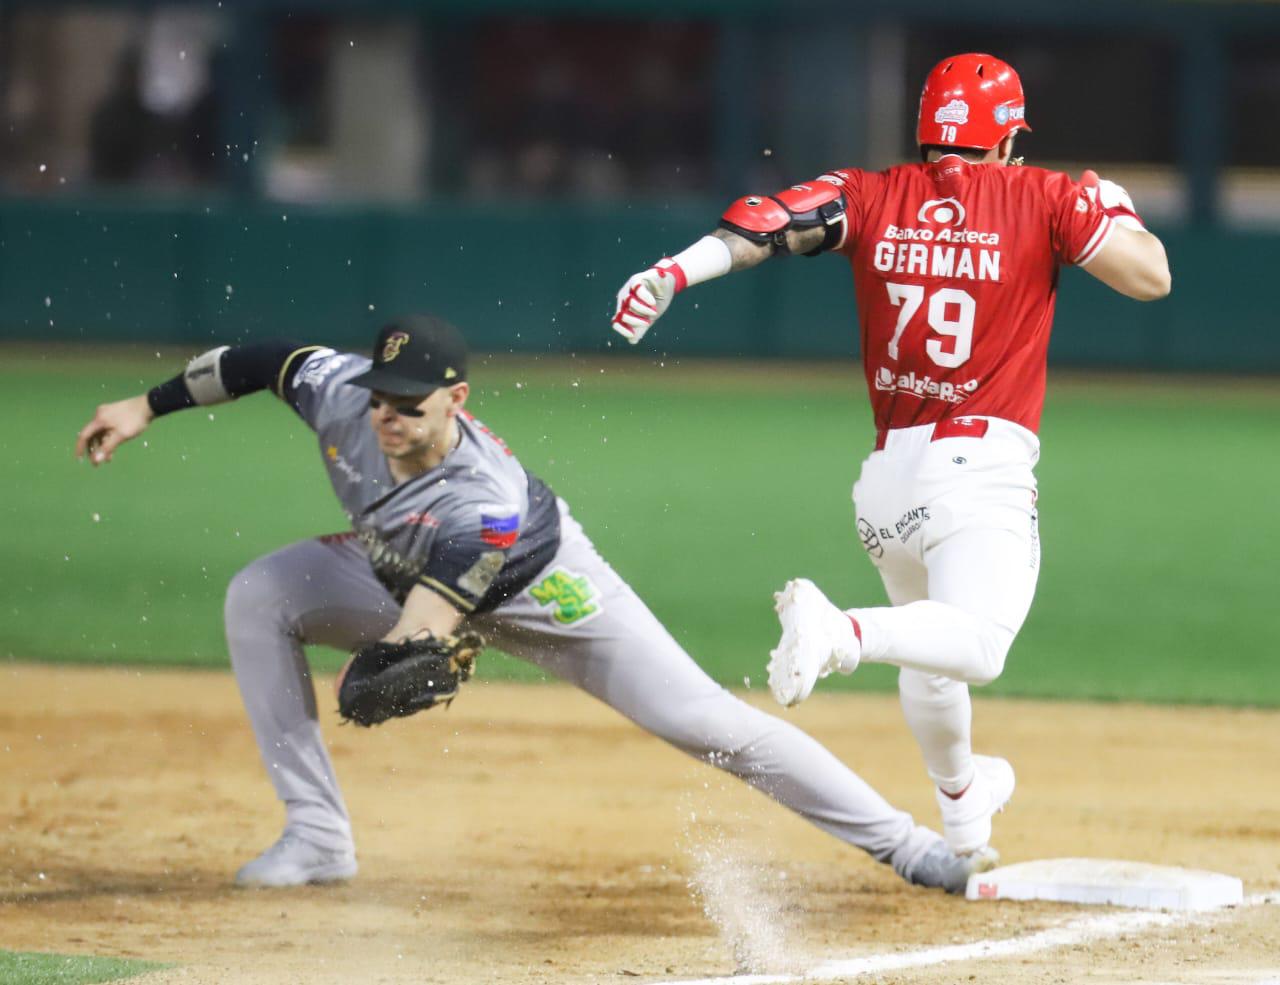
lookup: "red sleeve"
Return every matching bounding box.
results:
[1044,170,1114,267]
[825,168,873,252]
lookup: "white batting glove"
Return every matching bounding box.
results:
[611,258,688,345]
[1081,170,1146,230]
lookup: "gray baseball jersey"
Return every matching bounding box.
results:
[220,344,946,887]
[284,347,560,613]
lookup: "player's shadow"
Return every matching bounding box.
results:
[2,866,249,905]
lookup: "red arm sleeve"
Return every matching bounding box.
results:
[1045,171,1114,267]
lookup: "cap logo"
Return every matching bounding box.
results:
[381,331,410,362]
[934,99,969,125]
[444,367,458,380]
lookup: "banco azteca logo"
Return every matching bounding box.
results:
[381,331,411,362]
[916,197,966,226]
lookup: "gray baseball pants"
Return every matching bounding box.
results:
[224,502,934,873]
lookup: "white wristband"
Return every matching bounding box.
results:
[670,235,733,289]
[183,345,232,405]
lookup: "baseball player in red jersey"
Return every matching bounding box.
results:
[610,54,1170,857]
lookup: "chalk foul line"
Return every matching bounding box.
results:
[650,892,1280,985]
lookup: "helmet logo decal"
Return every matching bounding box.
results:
[381,331,411,362]
[745,196,762,206]
[934,99,970,125]
[917,197,967,226]
[993,102,1025,126]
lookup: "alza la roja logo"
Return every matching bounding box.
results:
[381,331,411,362]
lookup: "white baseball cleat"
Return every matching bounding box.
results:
[234,832,357,888]
[767,578,861,707]
[936,755,1016,855]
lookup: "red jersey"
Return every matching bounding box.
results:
[826,157,1113,434]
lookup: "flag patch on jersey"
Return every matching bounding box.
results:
[479,508,519,549]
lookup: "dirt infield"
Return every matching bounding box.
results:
[2,663,1278,985]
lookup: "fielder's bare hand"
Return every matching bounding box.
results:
[76,394,153,465]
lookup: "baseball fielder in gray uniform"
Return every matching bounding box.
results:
[75,314,991,893]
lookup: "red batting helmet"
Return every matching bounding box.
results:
[916,53,1032,150]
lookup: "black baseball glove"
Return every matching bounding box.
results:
[337,631,483,727]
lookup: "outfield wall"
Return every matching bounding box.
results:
[1,198,1275,369]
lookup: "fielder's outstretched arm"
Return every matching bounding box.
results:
[75,339,313,465]
[611,179,841,345]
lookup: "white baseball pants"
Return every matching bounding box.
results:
[224,500,939,876]
[849,417,1041,791]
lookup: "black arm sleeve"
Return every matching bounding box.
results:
[223,338,309,395]
[145,339,309,417]
[146,375,197,417]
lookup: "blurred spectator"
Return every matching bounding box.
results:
[88,37,224,188]
[89,46,156,184]
[1,4,1276,219]
[181,48,225,184]
[463,18,711,199]
[271,15,332,153]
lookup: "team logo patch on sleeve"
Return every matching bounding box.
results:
[529,568,601,626]
[458,550,505,597]
[479,506,520,549]
[295,350,346,389]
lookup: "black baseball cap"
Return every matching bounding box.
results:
[348,315,469,397]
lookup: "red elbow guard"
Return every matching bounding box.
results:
[720,195,792,243]
[774,180,844,215]
[719,177,848,255]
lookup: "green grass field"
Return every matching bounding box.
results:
[0,950,163,985]
[3,349,1278,705]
